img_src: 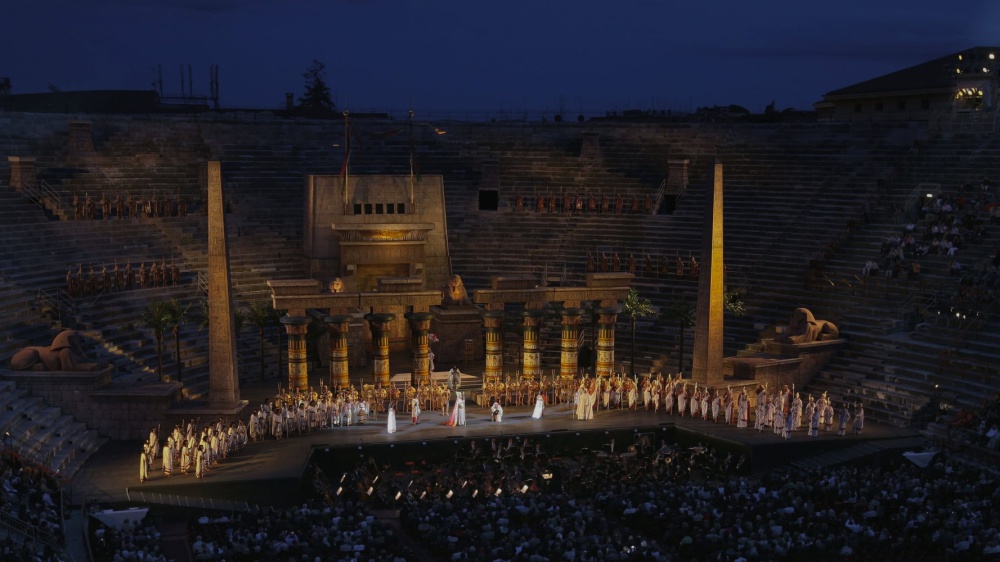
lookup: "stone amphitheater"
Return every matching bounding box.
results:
[0,109,997,480]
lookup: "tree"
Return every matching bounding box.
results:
[244,301,280,381]
[622,288,654,376]
[141,300,173,382]
[298,59,335,114]
[164,299,191,383]
[660,297,695,374]
[660,288,747,374]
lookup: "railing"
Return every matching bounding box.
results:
[197,271,208,294]
[21,179,61,210]
[125,488,250,512]
[0,504,63,551]
[653,178,667,211]
[37,288,76,327]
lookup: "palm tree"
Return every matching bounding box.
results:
[244,301,278,381]
[660,297,695,374]
[164,299,191,383]
[660,287,748,374]
[140,300,173,382]
[622,288,654,376]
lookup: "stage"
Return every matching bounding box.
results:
[71,395,922,508]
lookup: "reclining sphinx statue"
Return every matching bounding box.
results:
[9,330,104,372]
[776,308,840,344]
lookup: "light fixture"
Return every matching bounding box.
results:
[991,53,996,60]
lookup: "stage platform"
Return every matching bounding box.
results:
[71,389,922,508]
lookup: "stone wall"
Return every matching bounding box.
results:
[2,368,183,440]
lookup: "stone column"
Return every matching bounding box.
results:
[206,160,243,411]
[366,313,396,387]
[521,310,545,379]
[325,314,352,389]
[482,310,505,381]
[595,307,618,378]
[281,315,311,392]
[559,308,583,379]
[692,159,725,387]
[405,312,434,386]
[7,156,36,193]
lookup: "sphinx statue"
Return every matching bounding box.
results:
[777,308,839,344]
[10,330,103,372]
[441,274,472,306]
[328,277,346,293]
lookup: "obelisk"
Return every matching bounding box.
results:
[207,161,243,410]
[691,159,725,387]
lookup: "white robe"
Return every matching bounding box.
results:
[531,395,545,419]
[387,408,397,433]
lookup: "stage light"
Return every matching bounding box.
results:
[959,55,963,60]
[957,69,962,74]
[984,68,989,73]
[991,53,996,60]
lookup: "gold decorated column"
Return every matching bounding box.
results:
[325,314,352,389]
[559,307,583,379]
[405,312,434,386]
[366,313,396,387]
[521,310,545,379]
[595,307,618,378]
[280,315,311,392]
[482,310,505,381]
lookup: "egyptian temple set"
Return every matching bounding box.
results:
[1,47,1000,481]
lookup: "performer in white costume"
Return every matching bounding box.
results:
[531,392,546,419]
[387,405,397,434]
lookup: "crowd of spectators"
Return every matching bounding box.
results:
[181,464,411,562]
[88,511,167,562]
[0,455,65,561]
[319,433,1000,562]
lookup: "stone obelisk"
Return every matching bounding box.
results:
[207,161,243,410]
[691,159,725,387]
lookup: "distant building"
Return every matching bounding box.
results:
[815,46,1000,122]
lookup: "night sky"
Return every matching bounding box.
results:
[4,0,994,115]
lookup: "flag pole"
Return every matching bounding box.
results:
[342,97,350,214]
[408,107,415,210]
